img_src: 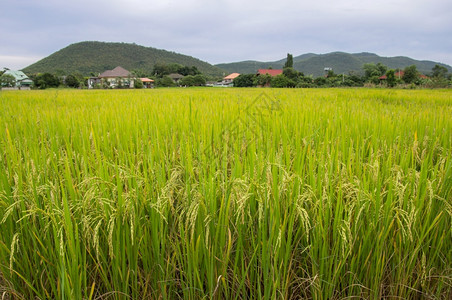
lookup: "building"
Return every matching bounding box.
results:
[140,78,154,88]
[1,70,33,89]
[223,73,240,84]
[256,69,283,87]
[257,69,283,76]
[168,73,184,84]
[88,66,135,88]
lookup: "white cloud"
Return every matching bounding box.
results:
[0,55,43,70]
[0,0,451,66]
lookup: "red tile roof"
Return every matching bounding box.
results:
[140,78,154,82]
[257,69,283,76]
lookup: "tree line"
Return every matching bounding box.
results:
[233,54,451,88]
[2,59,451,89]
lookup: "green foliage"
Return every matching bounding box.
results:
[255,74,272,86]
[33,73,60,89]
[131,68,149,78]
[386,69,396,87]
[402,65,419,84]
[179,74,205,86]
[0,74,16,87]
[22,41,224,76]
[65,74,80,88]
[270,74,296,88]
[431,64,448,78]
[363,63,387,81]
[134,78,144,89]
[157,75,176,87]
[283,53,293,68]
[1,89,450,299]
[217,52,451,77]
[233,74,256,87]
[313,76,327,86]
[153,63,202,78]
[282,67,300,81]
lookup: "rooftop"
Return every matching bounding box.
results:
[4,70,29,81]
[257,69,283,76]
[99,66,131,78]
[224,73,240,80]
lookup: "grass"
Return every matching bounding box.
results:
[0,88,451,299]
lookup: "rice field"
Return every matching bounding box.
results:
[0,88,451,299]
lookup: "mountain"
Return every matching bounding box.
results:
[216,52,452,77]
[22,41,225,76]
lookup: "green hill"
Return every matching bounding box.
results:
[216,52,452,77]
[22,41,225,76]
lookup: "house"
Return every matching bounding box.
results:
[379,71,428,80]
[140,78,154,88]
[88,66,135,88]
[1,70,33,89]
[213,73,241,87]
[256,69,283,87]
[257,69,283,76]
[223,73,240,84]
[168,73,184,84]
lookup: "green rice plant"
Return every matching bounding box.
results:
[0,88,451,299]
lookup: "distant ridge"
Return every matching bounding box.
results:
[216,52,452,77]
[22,41,225,76]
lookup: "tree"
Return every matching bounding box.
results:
[270,74,295,88]
[255,74,272,87]
[284,53,293,68]
[402,65,418,84]
[152,64,170,77]
[233,74,256,87]
[0,74,16,87]
[386,69,396,87]
[180,76,195,86]
[282,67,300,81]
[313,77,327,87]
[157,75,175,87]
[134,78,144,89]
[192,74,206,86]
[178,66,201,76]
[33,73,59,89]
[431,64,448,78]
[363,63,387,82]
[65,74,80,88]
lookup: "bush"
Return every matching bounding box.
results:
[134,79,144,89]
[233,74,256,87]
[0,74,16,87]
[157,76,176,87]
[65,75,80,88]
[270,74,295,88]
[33,73,60,89]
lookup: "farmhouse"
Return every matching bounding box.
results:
[88,66,135,88]
[223,73,240,84]
[1,70,33,89]
[257,69,283,76]
[256,69,283,87]
[168,73,184,84]
[213,73,241,87]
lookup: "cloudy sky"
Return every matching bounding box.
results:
[1,0,451,70]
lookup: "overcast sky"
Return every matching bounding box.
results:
[1,0,451,70]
